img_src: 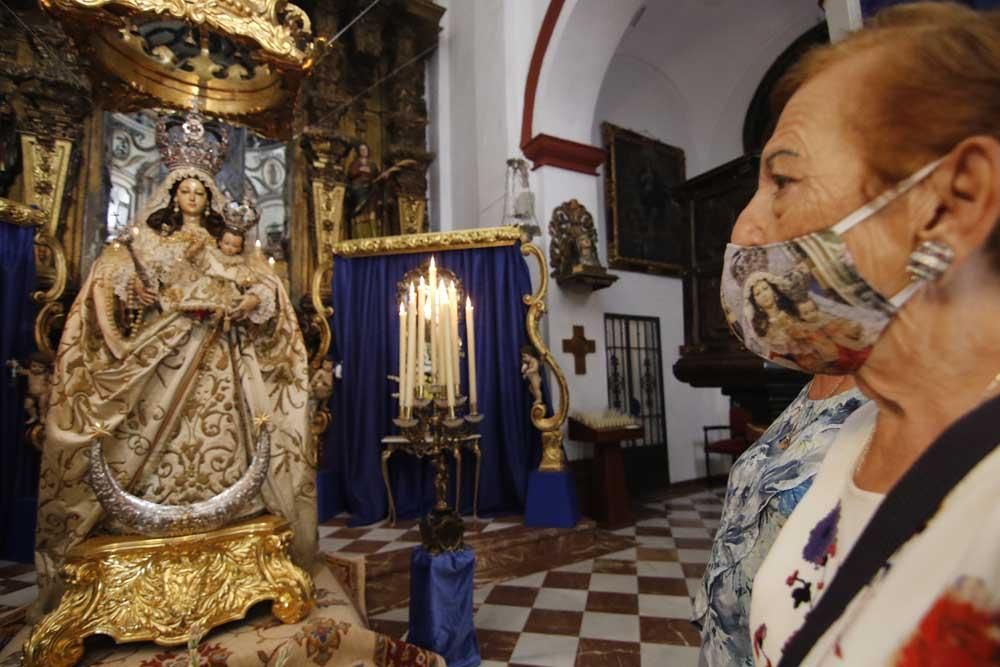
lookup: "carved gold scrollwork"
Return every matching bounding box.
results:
[32,232,68,307]
[40,0,315,64]
[333,225,523,258]
[521,242,570,472]
[312,180,346,263]
[397,194,426,236]
[0,198,47,228]
[22,515,314,667]
[20,136,73,238]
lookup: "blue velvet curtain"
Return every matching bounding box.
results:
[325,243,542,525]
[0,223,38,561]
[862,0,1000,15]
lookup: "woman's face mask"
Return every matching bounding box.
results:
[720,158,942,375]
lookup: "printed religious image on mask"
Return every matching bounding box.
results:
[719,232,895,375]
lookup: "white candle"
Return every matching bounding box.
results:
[416,277,426,396]
[437,279,446,386]
[428,258,437,383]
[440,284,455,412]
[398,300,407,416]
[465,296,477,412]
[448,281,460,394]
[405,282,417,410]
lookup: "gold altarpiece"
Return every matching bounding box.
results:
[0,0,444,663]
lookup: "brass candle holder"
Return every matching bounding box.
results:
[393,382,482,554]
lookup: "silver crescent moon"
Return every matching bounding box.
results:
[87,428,271,537]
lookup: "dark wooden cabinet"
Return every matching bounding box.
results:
[673,155,807,423]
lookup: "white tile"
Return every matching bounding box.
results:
[636,517,672,529]
[12,572,36,584]
[319,537,354,552]
[504,571,547,588]
[362,528,408,542]
[703,519,721,529]
[473,604,531,632]
[555,559,594,573]
[372,606,409,622]
[664,510,700,520]
[510,632,579,667]
[641,643,700,667]
[637,561,684,579]
[612,526,637,536]
[534,588,588,612]
[678,549,711,564]
[480,661,508,667]
[601,547,638,561]
[0,585,37,608]
[686,578,703,599]
[635,535,676,549]
[473,583,495,605]
[0,561,15,569]
[638,594,692,619]
[642,502,666,512]
[580,611,641,642]
[589,573,638,594]
[670,527,711,539]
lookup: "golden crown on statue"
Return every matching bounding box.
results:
[155,104,230,176]
[223,197,261,235]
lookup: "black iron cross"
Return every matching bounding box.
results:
[562,325,596,375]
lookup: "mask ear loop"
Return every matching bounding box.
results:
[831,158,944,236]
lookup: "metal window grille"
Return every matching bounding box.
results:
[604,314,668,451]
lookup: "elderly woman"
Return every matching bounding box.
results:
[694,375,866,667]
[720,4,1000,665]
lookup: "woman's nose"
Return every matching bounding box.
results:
[731,193,767,246]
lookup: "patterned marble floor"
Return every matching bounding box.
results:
[0,486,724,666]
[344,487,725,667]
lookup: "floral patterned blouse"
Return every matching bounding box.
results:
[750,400,1000,666]
[693,384,868,667]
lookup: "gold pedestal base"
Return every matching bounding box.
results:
[23,514,314,667]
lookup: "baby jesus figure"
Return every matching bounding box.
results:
[182,203,276,329]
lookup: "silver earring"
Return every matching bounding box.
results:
[906,240,954,282]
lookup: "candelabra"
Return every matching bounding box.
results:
[393,382,483,554]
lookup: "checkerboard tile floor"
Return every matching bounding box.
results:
[364,488,725,667]
[318,515,525,556]
[0,486,725,666]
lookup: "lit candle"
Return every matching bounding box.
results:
[465,296,477,412]
[440,284,455,413]
[416,277,426,395]
[254,239,262,253]
[428,258,437,382]
[437,279,447,386]
[398,300,407,416]
[268,256,275,268]
[406,282,417,410]
[448,281,460,394]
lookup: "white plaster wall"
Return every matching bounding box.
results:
[430,0,549,231]
[427,0,827,482]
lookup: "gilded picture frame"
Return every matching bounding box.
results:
[602,122,687,277]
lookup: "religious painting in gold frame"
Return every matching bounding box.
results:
[602,122,687,277]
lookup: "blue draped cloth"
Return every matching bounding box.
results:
[408,547,479,667]
[0,223,38,561]
[326,243,542,525]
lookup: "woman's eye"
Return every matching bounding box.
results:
[773,175,793,190]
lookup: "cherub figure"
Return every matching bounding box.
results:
[520,345,543,406]
[309,358,335,404]
[8,353,51,426]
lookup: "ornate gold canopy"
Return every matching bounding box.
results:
[40,0,316,138]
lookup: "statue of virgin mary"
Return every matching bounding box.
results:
[30,109,316,619]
